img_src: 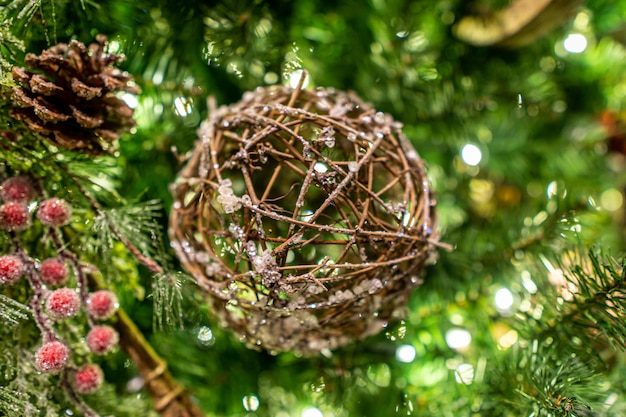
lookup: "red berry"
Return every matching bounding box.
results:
[72,363,104,394]
[35,341,70,373]
[1,176,35,204]
[40,258,69,286]
[0,254,25,285]
[37,198,72,227]
[46,288,81,319]
[86,325,119,355]
[86,290,119,320]
[0,202,30,231]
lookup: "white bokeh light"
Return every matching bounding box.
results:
[242,395,260,412]
[445,328,472,350]
[289,69,310,89]
[455,363,475,385]
[314,162,328,173]
[494,288,514,311]
[396,344,417,363]
[302,407,323,417]
[563,33,588,53]
[119,92,139,109]
[461,144,482,166]
[173,96,193,116]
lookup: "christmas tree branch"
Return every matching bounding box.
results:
[87,271,205,417]
[64,165,166,275]
[501,339,603,415]
[527,249,626,352]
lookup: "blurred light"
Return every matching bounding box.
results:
[264,71,279,84]
[445,328,471,350]
[367,363,391,387]
[533,210,548,226]
[548,268,565,286]
[494,288,514,311]
[552,100,567,113]
[107,40,121,53]
[461,144,482,166]
[521,270,537,294]
[546,180,566,199]
[539,56,556,72]
[289,69,309,89]
[302,407,323,417]
[455,363,474,385]
[601,188,623,211]
[196,326,215,347]
[498,330,518,349]
[120,93,139,109]
[152,70,164,85]
[174,96,193,117]
[314,162,328,173]
[573,12,590,30]
[563,33,587,53]
[519,299,532,312]
[242,394,260,412]
[396,344,417,363]
[126,375,144,393]
[469,179,494,203]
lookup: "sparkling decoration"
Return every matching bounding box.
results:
[37,198,72,227]
[10,35,139,155]
[0,201,31,231]
[72,364,105,394]
[0,254,25,285]
[39,258,69,286]
[35,340,70,373]
[169,83,439,354]
[86,325,119,355]
[1,176,36,204]
[45,288,81,319]
[86,290,119,320]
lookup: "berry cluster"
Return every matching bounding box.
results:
[0,174,120,398]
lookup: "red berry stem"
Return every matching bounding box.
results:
[60,370,100,417]
[26,269,56,342]
[48,228,95,328]
[9,237,57,342]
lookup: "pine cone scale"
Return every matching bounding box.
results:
[33,97,70,123]
[30,74,63,95]
[11,66,31,84]
[71,77,102,99]
[12,87,35,107]
[70,106,104,128]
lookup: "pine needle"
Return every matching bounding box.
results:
[0,294,29,327]
[151,272,186,331]
[0,387,39,416]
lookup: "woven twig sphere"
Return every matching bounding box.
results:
[169,83,439,354]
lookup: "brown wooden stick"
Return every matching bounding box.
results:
[88,273,205,417]
[454,0,586,48]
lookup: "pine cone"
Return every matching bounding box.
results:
[10,35,139,155]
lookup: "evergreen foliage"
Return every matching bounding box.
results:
[1,0,626,416]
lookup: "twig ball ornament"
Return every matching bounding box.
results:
[169,82,440,354]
